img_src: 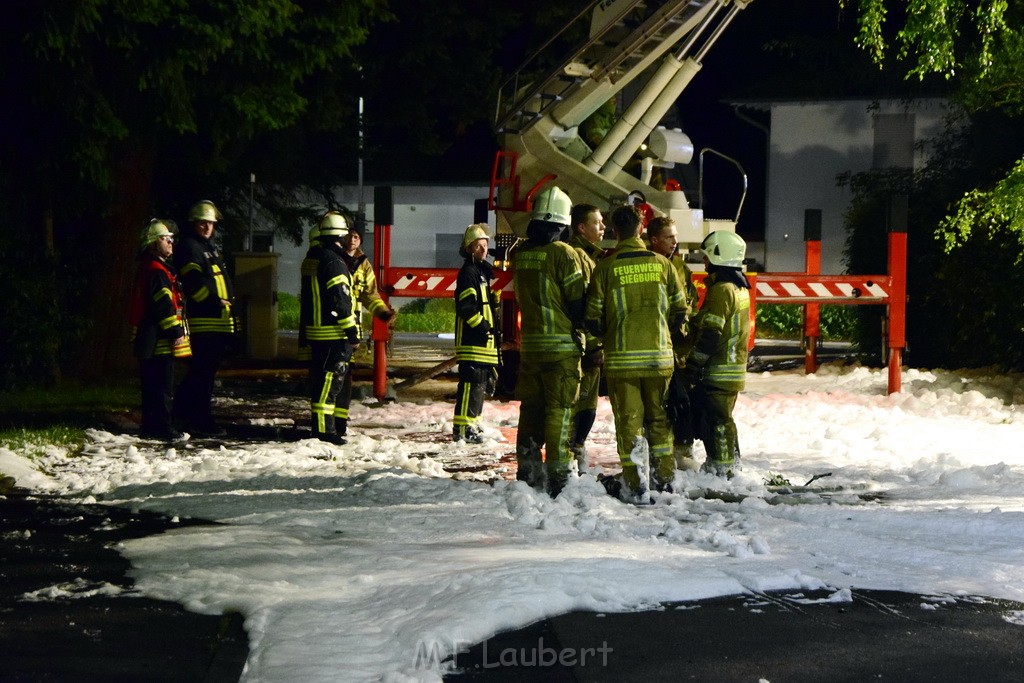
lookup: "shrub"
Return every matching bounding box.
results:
[755,304,857,341]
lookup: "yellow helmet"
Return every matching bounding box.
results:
[530,186,572,226]
[140,219,174,249]
[318,211,349,238]
[701,230,746,268]
[188,200,222,223]
[462,223,491,248]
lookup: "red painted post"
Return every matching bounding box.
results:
[803,209,822,374]
[886,196,908,394]
[372,187,394,400]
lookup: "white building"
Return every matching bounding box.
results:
[738,97,948,274]
[275,184,490,298]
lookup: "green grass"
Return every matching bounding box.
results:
[393,298,456,333]
[0,425,85,461]
[0,382,137,416]
[278,291,300,330]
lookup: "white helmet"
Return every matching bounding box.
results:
[701,230,746,268]
[462,223,491,248]
[530,186,572,226]
[188,200,221,223]
[318,211,349,238]
[140,219,174,249]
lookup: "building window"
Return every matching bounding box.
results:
[872,113,915,169]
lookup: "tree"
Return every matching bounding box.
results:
[847,0,1024,255]
[0,1,390,382]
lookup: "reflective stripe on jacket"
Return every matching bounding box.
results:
[513,240,586,360]
[585,236,688,378]
[300,245,358,342]
[343,250,388,338]
[129,253,191,359]
[454,258,499,365]
[689,272,750,391]
[173,232,235,335]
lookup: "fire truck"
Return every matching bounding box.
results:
[373,0,908,396]
[489,0,751,247]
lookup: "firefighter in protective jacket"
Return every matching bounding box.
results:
[682,230,751,478]
[452,224,500,443]
[130,220,191,442]
[512,186,587,497]
[334,223,396,436]
[300,212,360,444]
[173,200,234,436]
[586,206,689,502]
[566,203,607,471]
[647,216,700,470]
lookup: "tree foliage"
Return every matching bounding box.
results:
[848,0,1024,254]
[0,1,390,383]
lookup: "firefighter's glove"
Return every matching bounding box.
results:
[681,359,703,388]
[477,319,492,336]
[582,348,604,370]
[346,327,360,344]
[376,307,397,324]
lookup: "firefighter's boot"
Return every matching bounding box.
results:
[652,454,676,493]
[516,439,545,491]
[701,423,735,478]
[673,442,698,471]
[570,442,588,474]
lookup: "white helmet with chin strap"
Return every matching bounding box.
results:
[530,186,572,227]
[701,230,746,268]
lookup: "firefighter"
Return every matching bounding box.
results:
[586,206,689,503]
[130,220,191,442]
[512,185,587,497]
[173,200,235,437]
[647,216,699,469]
[335,221,396,437]
[682,230,751,478]
[566,203,607,471]
[300,211,359,445]
[452,223,500,443]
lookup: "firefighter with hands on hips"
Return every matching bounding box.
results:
[452,223,500,443]
[130,220,191,442]
[300,211,360,445]
[566,203,607,472]
[647,215,700,470]
[336,219,396,437]
[173,200,235,437]
[512,185,587,498]
[585,206,689,503]
[681,230,751,478]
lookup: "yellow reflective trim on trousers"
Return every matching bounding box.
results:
[453,382,475,427]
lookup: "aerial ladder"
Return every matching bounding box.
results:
[375,0,908,396]
[489,0,753,245]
